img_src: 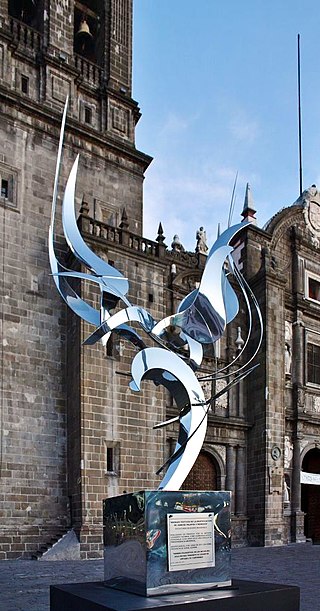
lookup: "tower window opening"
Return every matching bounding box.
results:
[74,1,104,66]
[21,75,29,94]
[8,0,43,32]
[84,106,92,124]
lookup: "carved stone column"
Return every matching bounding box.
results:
[292,320,304,390]
[226,445,236,513]
[291,435,305,542]
[236,445,246,515]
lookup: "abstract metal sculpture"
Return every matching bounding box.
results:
[49,100,263,491]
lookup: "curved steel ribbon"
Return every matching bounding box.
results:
[129,347,207,491]
[49,99,263,492]
[62,156,130,304]
[152,222,247,346]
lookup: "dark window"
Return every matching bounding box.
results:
[307,343,320,385]
[73,1,105,65]
[105,333,120,359]
[0,172,16,205]
[106,447,114,472]
[148,293,154,303]
[21,75,29,94]
[84,106,92,124]
[9,0,44,31]
[308,277,320,302]
[1,179,8,198]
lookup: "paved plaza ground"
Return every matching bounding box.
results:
[0,543,318,610]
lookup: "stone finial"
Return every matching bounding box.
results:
[156,222,165,244]
[171,234,185,253]
[241,183,256,224]
[195,226,208,254]
[235,326,244,352]
[119,208,129,230]
[156,222,166,257]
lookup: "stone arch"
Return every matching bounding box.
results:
[300,441,320,464]
[301,445,320,542]
[172,269,202,293]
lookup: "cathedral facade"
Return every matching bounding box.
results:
[0,0,319,559]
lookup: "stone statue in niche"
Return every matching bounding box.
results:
[283,474,290,505]
[285,321,292,375]
[195,226,208,254]
[284,436,293,469]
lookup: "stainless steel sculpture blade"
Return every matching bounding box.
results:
[49,101,263,492]
[62,155,130,303]
[152,223,247,346]
[48,98,101,326]
[129,347,207,491]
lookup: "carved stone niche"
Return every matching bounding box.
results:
[303,185,320,246]
[268,466,283,494]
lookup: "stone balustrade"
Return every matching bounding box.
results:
[10,18,42,52]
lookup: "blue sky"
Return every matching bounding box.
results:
[132,1,320,251]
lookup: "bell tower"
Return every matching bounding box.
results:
[0,0,152,559]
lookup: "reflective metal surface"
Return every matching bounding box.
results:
[103,490,231,596]
[49,100,263,491]
[129,348,207,490]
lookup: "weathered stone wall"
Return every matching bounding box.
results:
[0,118,69,558]
[0,0,150,558]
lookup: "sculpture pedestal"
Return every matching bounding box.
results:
[50,580,300,611]
[103,490,231,596]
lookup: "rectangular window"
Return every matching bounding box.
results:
[1,179,8,198]
[308,277,320,302]
[105,334,120,359]
[106,447,114,472]
[84,106,92,124]
[0,167,17,207]
[21,75,29,94]
[307,343,320,385]
[104,441,120,475]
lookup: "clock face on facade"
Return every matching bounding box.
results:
[308,200,320,233]
[271,446,281,461]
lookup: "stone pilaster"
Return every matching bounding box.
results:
[226,445,236,513]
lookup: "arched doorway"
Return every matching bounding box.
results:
[301,448,320,542]
[182,451,218,490]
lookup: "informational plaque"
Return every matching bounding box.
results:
[167,513,215,572]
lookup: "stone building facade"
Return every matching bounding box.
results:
[0,0,320,559]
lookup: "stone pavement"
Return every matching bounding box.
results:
[0,543,319,611]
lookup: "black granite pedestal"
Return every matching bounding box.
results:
[50,580,299,611]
